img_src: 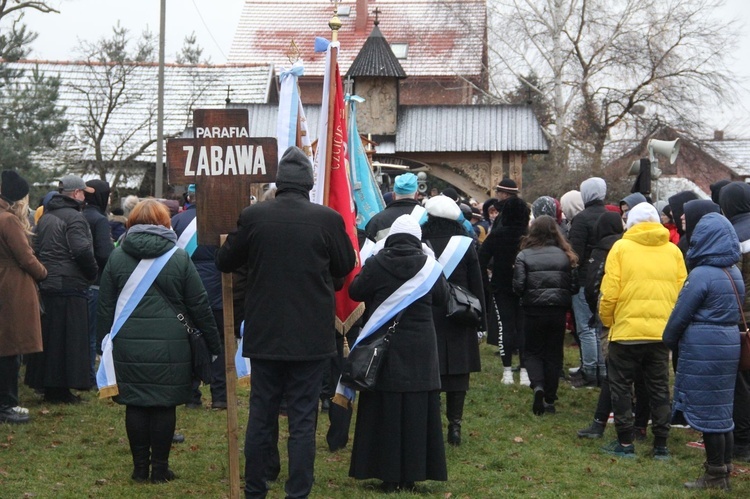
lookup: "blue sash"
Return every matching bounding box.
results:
[97,247,178,398]
[437,235,473,278]
[333,256,443,406]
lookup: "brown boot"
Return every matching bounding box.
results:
[684,463,729,490]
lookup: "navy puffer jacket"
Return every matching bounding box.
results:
[662,213,742,432]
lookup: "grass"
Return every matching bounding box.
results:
[1,337,748,498]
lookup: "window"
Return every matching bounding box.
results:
[337,5,351,16]
[390,43,408,59]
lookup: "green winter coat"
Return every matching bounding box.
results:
[97,224,220,407]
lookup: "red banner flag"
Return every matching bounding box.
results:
[326,61,364,334]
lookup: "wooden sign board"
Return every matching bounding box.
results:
[167,109,277,245]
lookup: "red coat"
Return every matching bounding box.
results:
[664,222,680,245]
[0,199,47,356]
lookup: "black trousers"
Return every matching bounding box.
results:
[593,361,651,428]
[704,432,734,466]
[523,308,566,403]
[244,359,326,499]
[608,342,671,445]
[495,292,524,368]
[0,355,20,408]
[734,370,750,447]
[190,309,227,404]
[125,405,177,469]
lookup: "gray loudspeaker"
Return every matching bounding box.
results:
[648,139,680,164]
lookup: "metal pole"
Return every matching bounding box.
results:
[155,0,166,197]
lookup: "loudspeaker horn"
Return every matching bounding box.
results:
[648,138,680,164]
[628,160,641,176]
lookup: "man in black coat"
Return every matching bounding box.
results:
[83,179,114,388]
[364,172,423,241]
[568,176,608,387]
[216,146,356,499]
[26,175,98,403]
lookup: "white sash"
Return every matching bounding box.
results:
[359,237,376,262]
[437,235,473,278]
[176,217,198,257]
[96,247,178,398]
[334,256,443,405]
[411,204,428,225]
[235,321,252,386]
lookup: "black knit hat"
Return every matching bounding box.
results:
[276,146,314,190]
[1,170,30,202]
[495,177,518,194]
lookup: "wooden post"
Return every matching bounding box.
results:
[220,234,241,499]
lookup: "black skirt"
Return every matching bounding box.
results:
[349,390,447,483]
[24,293,90,390]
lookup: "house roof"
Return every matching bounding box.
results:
[702,139,750,177]
[235,103,548,153]
[346,24,406,79]
[6,60,274,165]
[229,0,485,78]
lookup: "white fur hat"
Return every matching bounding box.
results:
[388,214,422,241]
[425,194,461,221]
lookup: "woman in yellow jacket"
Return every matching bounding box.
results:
[598,202,686,459]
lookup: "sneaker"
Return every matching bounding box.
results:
[172,433,185,444]
[12,406,29,415]
[519,369,531,387]
[211,401,228,410]
[185,402,202,409]
[577,420,605,439]
[0,406,30,424]
[568,366,582,375]
[543,403,556,415]
[652,446,671,461]
[501,369,514,385]
[601,440,635,458]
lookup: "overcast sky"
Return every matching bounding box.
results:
[14,0,750,138]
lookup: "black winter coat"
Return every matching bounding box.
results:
[568,200,606,282]
[83,204,115,285]
[215,187,355,361]
[512,245,576,308]
[478,225,526,294]
[35,194,98,292]
[97,225,220,407]
[423,222,483,377]
[349,233,449,392]
[364,198,422,241]
[172,206,222,310]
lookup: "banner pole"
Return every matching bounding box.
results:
[220,234,241,499]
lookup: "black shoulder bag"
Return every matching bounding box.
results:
[154,285,215,384]
[340,309,406,391]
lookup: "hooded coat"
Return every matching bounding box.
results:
[83,180,115,284]
[97,224,220,406]
[0,198,47,356]
[569,178,607,282]
[599,219,686,342]
[667,190,700,254]
[719,181,750,316]
[478,196,529,294]
[662,213,742,432]
[421,217,483,379]
[349,233,449,392]
[584,211,624,315]
[682,199,720,248]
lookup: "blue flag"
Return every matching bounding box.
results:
[347,95,385,229]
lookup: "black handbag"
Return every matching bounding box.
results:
[155,286,215,384]
[340,310,405,391]
[445,282,482,326]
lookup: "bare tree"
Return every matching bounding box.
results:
[0,1,58,21]
[67,23,158,193]
[484,0,739,173]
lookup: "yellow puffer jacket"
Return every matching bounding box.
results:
[599,222,686,342]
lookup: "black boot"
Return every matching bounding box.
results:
[125,406,151,482]
[149,406,177,483]
[684,463,729,490]
[446,391,465,446]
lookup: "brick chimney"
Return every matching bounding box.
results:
[714,130,724,141]
[356,0,369,33]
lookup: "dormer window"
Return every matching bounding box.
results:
[390,43,408,60]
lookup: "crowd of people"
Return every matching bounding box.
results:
[0,152,749,495]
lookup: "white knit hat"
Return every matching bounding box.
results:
[388,214,422,241]
[425,194,461,220]
[626,202,659,229]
